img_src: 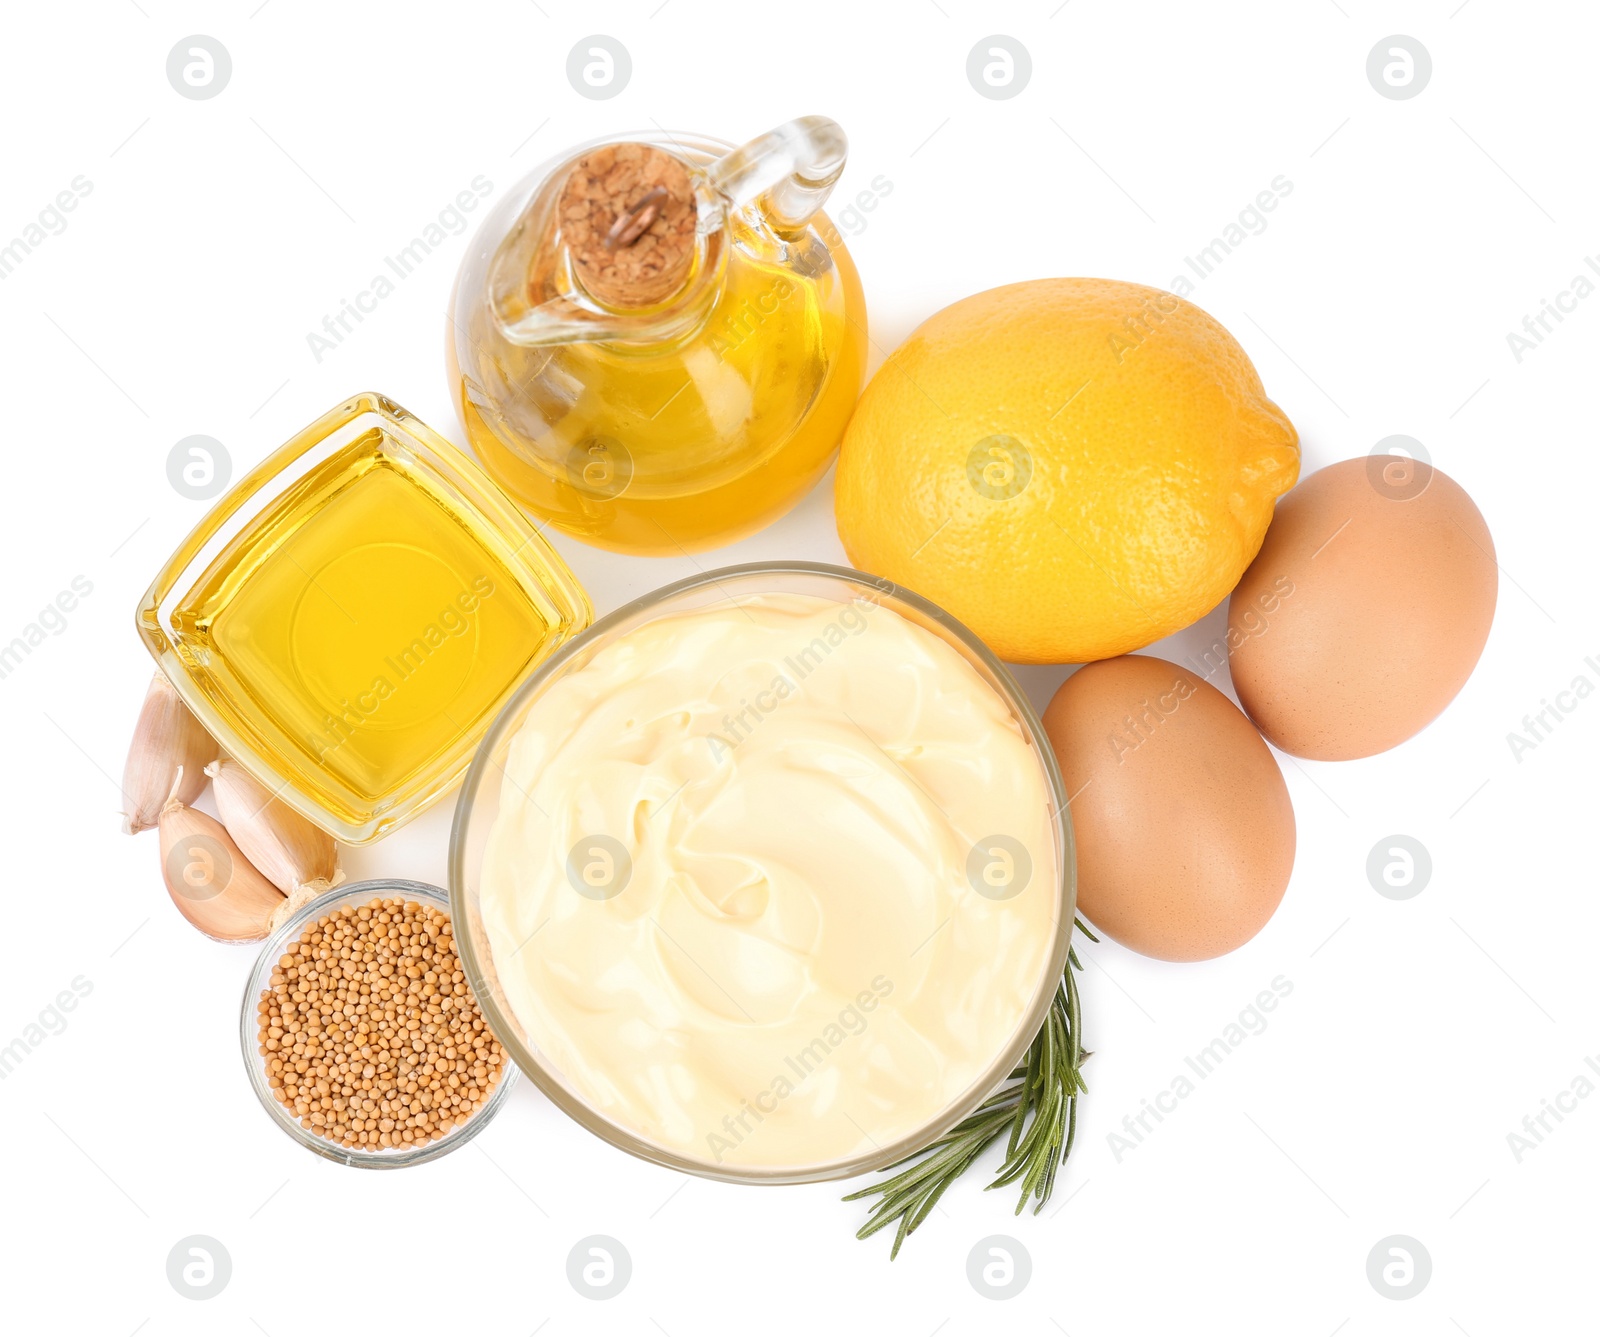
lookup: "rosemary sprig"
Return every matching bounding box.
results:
[843,918,1095,1259]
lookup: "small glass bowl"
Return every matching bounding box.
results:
[239,879,518,1169]
[450,562,1077,1185]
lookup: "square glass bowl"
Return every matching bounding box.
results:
[137,392,592,843]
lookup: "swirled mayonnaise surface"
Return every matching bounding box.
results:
[478,592,1058,1169]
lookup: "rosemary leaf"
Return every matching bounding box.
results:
[844,918,1096,1258]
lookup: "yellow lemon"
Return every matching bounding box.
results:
[835,279,1300,664]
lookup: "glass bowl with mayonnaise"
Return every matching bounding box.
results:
[449,563,1076,1184]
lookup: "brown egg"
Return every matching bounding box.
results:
[1227,456,1497,760]
[1042,655,1295,962]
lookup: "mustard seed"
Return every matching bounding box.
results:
[257,897,507,1152]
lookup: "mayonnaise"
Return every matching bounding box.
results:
[478,592,1059,1169]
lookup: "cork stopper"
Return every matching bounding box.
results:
[557,142,697,309]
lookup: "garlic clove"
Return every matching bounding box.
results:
[158,771,285,941]
[205,757,340,895]
[122,672,215,835]
[268,882,327,934]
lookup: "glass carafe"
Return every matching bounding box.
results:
[446,117,868,556]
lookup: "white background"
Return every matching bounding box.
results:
[1,1,1595,1332]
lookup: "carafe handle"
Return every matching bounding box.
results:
[707,116,848,231]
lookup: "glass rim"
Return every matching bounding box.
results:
[238,878,520,1169]
[448,560,1077,1185]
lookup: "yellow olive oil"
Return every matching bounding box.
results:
[170,430,563,831]
[451,226,867,555]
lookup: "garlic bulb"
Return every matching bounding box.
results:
[158,769,285,941]
[205,758,340,896]
[122,673,215,834]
